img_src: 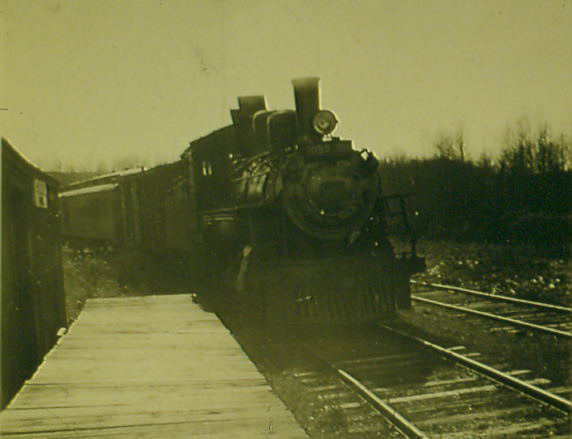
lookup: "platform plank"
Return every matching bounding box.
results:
[1,295,308,438]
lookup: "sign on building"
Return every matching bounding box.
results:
[34,179,48,208]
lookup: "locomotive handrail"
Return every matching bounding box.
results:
[381,193,416,200]
[200,202,271,215]
[231,171,270,182]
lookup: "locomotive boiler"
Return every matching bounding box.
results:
[185,78,424,323]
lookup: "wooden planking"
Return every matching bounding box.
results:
[1,295,308,438]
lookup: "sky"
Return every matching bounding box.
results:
[1,0,572,170]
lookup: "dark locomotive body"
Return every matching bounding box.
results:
[60,78,424,324]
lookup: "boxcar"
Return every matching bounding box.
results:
[60,169,146,249]
[60,183,123,247]
[113,161,200,285]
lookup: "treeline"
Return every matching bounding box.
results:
[47,153,164,174]
[379,124,571,251]
[48,171,101,186]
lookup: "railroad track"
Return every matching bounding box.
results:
[300,326,571,438]
[410,281,572,339]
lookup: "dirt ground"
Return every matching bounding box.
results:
[412,239,571,306]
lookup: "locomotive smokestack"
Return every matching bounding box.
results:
[292,77,321,143]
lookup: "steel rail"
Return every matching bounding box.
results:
[336,369,429,439]
[411,280,571,313]
[302,345,428,439]
[379,324,572,414]
[411,295,572,339]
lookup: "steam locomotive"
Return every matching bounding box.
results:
[61,78,424,324]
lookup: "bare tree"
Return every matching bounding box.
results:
[500,121,570,174]
[433,128,465,161]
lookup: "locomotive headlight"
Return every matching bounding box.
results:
[312,110,338,135]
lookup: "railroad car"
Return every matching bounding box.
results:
[2,138,66,408]
[60,169,144,249]
[60,78,425,324]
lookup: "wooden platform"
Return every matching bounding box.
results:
[0,295,308,438]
